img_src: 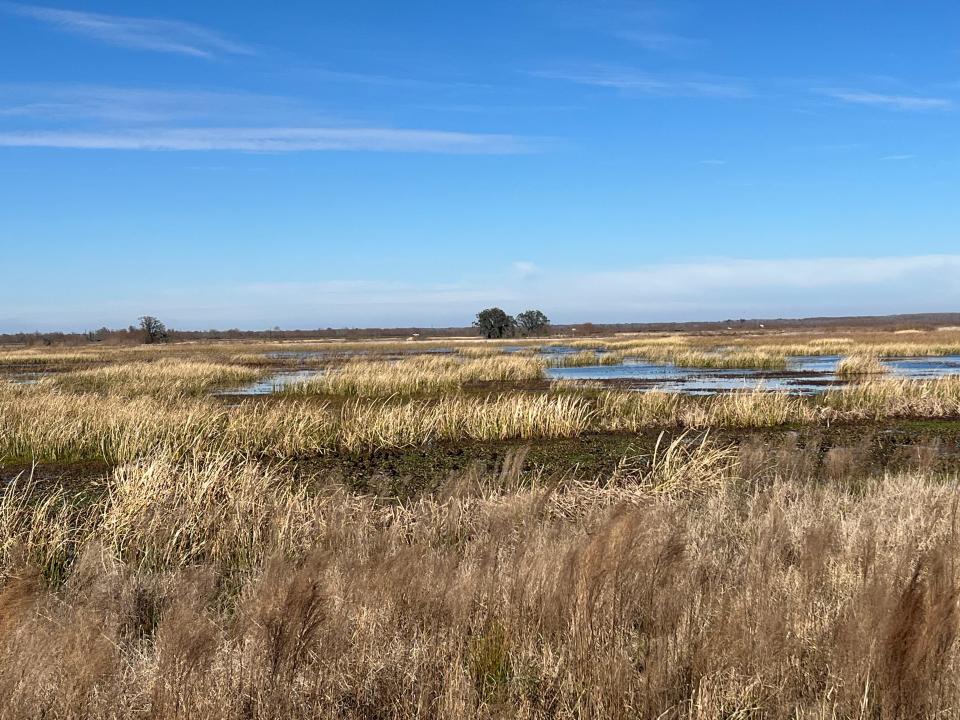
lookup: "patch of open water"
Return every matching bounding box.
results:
[224,369,321,396]
[222,355,960,397]
[5,372,41,386]
[547,355,960,395]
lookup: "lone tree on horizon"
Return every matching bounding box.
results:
[139,316,169,344]
[474,308,515,339]
[516,309,550,336]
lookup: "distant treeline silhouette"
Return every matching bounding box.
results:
[2,312,959,346]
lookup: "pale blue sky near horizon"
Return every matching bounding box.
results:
[1,1,958,331]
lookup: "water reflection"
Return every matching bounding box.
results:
[225,369,320,395]
[548,355,960,395]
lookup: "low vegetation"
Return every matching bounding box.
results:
[663,349,788,370]
[283,354,545,396]
[7,374,960,462]
[836,353,888,377]
[48,359,262,397]
[3,438,960,717]
[4,328,960,717]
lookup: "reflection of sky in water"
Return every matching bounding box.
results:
[7,372,41,385]
[227,369,320,395]
[223,353,960,396]
[547,355,960,395]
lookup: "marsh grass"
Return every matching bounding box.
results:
[337,392,595,451]
[283,354,545,396]
[836,353,888,377]
[666,349,788,370]
[824,376,960,420]
[0,350,104,367]
[48,359,262,397]
[547,350,626,367]
[7,376,960,463]
[3,444,960,717]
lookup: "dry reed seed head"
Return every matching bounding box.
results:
[611,431,741,498]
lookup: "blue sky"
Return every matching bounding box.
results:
[1,1,958,331]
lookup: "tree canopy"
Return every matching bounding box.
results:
[474,308,516,339]
[516,309,550,335]
[139,316,169,344]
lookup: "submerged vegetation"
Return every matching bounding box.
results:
[4,325,960,716]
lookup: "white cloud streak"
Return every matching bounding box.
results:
[0,126,533,153]
[2,3,253,58]
[533,67,751,99]
[820,89,952,111]
[0,84,303,124]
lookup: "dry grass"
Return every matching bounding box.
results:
[284,355,545,396]
[666,349,788,370]
[0,349,104,367]
[2,441,960,717]
[337,393,594,451]
[836,353,888,377]
[48,359,262,397]
[824,376,960,420]
[6,334,960,716]
[547,350,625,367]
[6,376,960,463]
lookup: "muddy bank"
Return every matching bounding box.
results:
[5,420,959,502]
[286,419,960,499]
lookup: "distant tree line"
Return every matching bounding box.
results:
[4,313,960,347]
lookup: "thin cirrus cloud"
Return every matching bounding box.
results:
[1,2,253,58]
[0,127,534,154]
[553,1,703,57]
[615,30,703,56]
[819,89,953,111]
[0,84,305,124]
[532,67,751,99]
[0,83,536,155]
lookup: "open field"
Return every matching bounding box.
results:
[5,326,960,717]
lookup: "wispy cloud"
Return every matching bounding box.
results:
[552,1,703,57]
[0,84,534,154]
[532,66,751,99]
[511,261,540,279]
[1,3,253,58]
[0,127,534,154]
[881,154,915,161]
[0,84,302,124]
[305,67,492,92]
[615,30,702,55]
[698,159,726,166]
[819,89,952,111]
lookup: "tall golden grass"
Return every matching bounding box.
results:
[48,359,262,397]
[6,377,960,462]
[283,354,545,396]
[836,353,888,377]
[664,349,788,370]
[2,442,960,717]
[547,350,626,367]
